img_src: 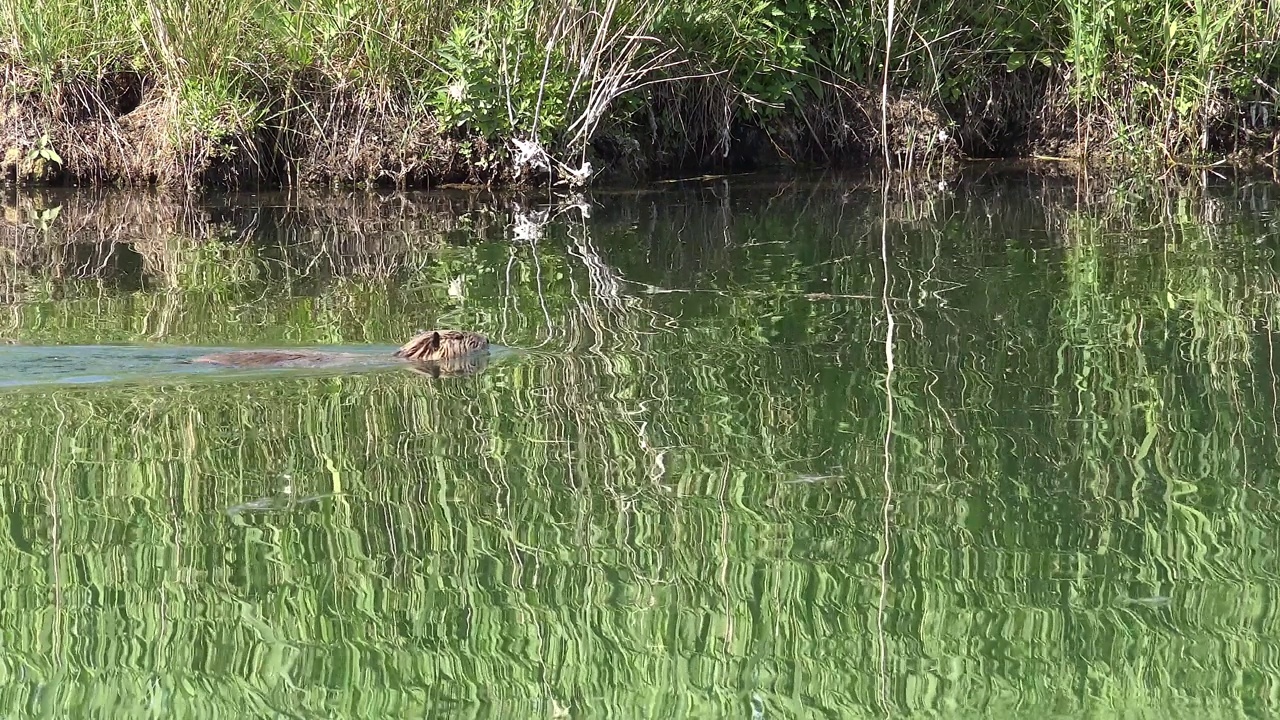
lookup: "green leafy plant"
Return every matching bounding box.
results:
[24,135,62,170]
[431,0,571,142]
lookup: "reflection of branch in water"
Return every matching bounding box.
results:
[615,277,905,303]
[501,245,517,341]
[510,205,551,244]
[504,195,685,353]
[562,247,605,357]
[876,182,896,717]
[570,235,624,309]
[566,225,623,357]
[529,239,556,343]
[564,216,681,349]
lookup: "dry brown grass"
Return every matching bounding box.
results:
[3,61,1276,190]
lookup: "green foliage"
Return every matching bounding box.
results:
[654,0,808,109]
[175,77,266,149]
[4,0,1280,170]
[1058,0,1280,153]
[24,134,61,168]
[431,0,571,140]
[4,0,136,86]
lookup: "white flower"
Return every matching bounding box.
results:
[447,79,466,102]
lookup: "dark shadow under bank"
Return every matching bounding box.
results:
[4,67,1277,191]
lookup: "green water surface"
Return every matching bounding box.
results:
[1,172,1278,718]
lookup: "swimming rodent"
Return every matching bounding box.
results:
[190,330,491,376]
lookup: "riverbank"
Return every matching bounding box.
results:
[3,0,1279,189]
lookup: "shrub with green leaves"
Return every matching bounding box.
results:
[4,0,1280,183]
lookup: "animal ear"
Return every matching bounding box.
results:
[424,331,441,356]
[416,331,443,360]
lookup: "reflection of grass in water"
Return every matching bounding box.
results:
[1,182,1280,714]
[0,353,886,716]
[1036,208,1280,696]
[0,331,1275,717]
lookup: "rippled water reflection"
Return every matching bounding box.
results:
[1,172,1279,717]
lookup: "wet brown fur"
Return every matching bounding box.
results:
[190,350,361,368]
[393,330,489,362]
[191,330,490,374]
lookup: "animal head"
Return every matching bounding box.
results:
[394,330,489,362]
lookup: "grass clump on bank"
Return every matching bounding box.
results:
[2,0,1280,189]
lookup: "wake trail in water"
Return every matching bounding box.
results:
[0,343,400,388]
